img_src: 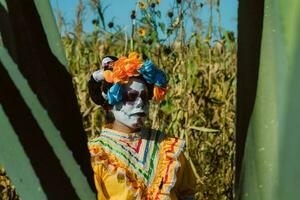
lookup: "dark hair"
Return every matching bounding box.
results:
[88,76,112,109]
[103,55,118,60]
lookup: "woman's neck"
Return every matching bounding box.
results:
[111,120,140,134]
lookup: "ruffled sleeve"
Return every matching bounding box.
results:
[147,136,197,199]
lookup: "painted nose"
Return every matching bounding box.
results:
[136,97,144,108]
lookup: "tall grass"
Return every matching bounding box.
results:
[61,0,236,199]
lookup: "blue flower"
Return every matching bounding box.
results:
[107,83,124,105]
[154,69,167,87]
[138,60,157,84]
[138,60,167,87]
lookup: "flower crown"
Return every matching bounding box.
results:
[103,52,168,105]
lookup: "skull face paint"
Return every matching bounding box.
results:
[112,78,149,130]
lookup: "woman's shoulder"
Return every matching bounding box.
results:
[146,129,186,153]
[88,135,105,159]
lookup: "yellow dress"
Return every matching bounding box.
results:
[88,125,196,200]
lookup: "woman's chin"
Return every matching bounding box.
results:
[130,120,144,130]
[131,123,143,130]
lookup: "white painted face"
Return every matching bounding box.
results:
[112,78,149,130]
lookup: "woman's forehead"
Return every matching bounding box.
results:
[125,79,147,92]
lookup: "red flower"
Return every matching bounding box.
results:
[153,86,167,101]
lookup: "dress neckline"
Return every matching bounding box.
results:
[102,124,144,140]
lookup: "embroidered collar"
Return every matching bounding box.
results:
[89,127,164,186]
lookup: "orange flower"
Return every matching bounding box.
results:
[125,53,143,76]
[103,70,114,83]
[108,52,143,84]
[112,60,129,83]
[153,86,167,101]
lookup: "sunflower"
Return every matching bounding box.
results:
[138,1,147,9]
[137,28,146,37]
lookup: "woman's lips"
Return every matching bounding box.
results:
[130,112,146,117]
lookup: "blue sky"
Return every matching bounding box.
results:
[50,0,237,37]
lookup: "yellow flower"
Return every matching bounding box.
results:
[155,0,160,4]
[138,1,147,9]
[137,28,146,36]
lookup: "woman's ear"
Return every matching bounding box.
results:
[102,104,112,111]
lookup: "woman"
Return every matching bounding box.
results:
[88,53,196,200]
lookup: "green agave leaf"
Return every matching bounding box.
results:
[239,0,300,199]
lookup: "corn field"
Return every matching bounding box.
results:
[1,0,236,199]
[62,0,236,199]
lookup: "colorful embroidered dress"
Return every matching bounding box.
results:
[88,125,196,200]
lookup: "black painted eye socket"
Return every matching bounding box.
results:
[126,90,139,102]
[125,90,149,103]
